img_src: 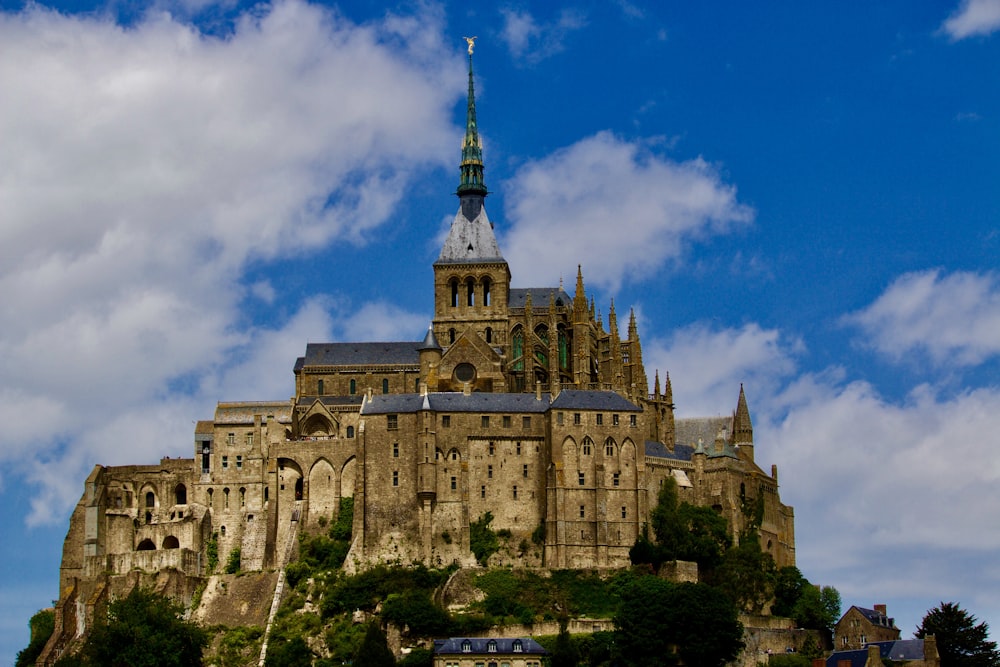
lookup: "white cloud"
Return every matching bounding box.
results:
[941,0,1000,40]
[499,7,587,64]
[0,0,461,524]
[339,301,429,342]
[501,132,754,290]
[844,269,1000,367]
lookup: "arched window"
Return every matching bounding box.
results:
[462,640,472,653]
[483,277,492,306]
[137,539,155,551]
[559,329,569,369]
[174,484,187,505]
[466,277,476,307]
[513,639,523,653]
[582,438,593,456]
[511,328,524,371]
[382,378,389,394]
[239,487,246,507]
[347,425,355,438]
[207,488,214,509]
[162,536,180,549]
[449,328,456,344]
[485,326,493,343]
[487,639,497,653]
[145,491,155,508]
[349,379,356,395]
[223,488,230,509]
[317,379,324,395]
[450,278,459,308]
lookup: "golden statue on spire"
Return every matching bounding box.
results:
[464,36,477,55]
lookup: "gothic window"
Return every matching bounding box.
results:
[145,491,155,508]
[558,329,569,369]
[223,487,230,510]
[239,488,245,507]
[317,379,324,395]
[483,277,491,306]
[606,439,615,456]
[511,328,524,371]
[582,439,592,455]
[382,378,389,394]
[350,379,356,395]
[535,324,549,346]
[534,346,548,367]
[485,326,493,343]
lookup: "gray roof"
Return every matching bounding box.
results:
[550,390,641,412]
[508,287,572,308]
[674,416,730,448]
[296,395,366,407]
[434,637,547,656]
[875,640,924,661]
[436,205,505,263]
[645,440,695,461]
[302,342,420,367]
[362,392,553,415]
[214,402,293,425]
[854,606,897,628]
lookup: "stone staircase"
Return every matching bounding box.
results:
[257,502,302,667]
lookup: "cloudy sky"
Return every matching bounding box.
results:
[2,0,999,660]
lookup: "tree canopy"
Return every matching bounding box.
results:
[917,602,1000,667]
[55,587,207,667]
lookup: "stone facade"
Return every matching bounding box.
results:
[835,604,902,650]
[41,52,795,663]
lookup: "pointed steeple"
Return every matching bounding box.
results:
[733,384,753,445]
[457,41,487,199]
[628,308,638,341]
[654,370,661,398]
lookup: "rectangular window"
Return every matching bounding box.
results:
[222,456,229,469]
[622,506,627,518]
[630,414,637,427]
[387,414,398,430]
[596,413,604,425]
[502,415,511,428]
[580,505,585,518]
[481,415,490,428]
[227,432,235,445]
[556,412,564,425]
[442,415,451,428]
[513,486,518,499]
[489,442,495,455]
[481,485,486,499]
[612,414,619,426]
[488,465,493,479]
[246,432,254,446]
[392,471,399,487]
[578,472,585,486]
[574,412,581,425]
[236,456,243,470]
[393,443,399,458]
[523,464,529,478]
[516,442,522,455]
[451,476,457,490]
[522,416,531,429]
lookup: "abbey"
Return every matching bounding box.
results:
[47,50,794,657]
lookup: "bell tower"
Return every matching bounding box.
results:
[433,40,511,350]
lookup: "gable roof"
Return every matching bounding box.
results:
[361,392,553,415]
[301,342,420,367]
[508,287,572,309]
[549,390,641,412]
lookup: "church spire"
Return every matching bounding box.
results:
[458,37,486,199]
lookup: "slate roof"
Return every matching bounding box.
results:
[361,392,553,415]
[433,637,548,656]
[825,641,925,667]
[508,287,573,308]
[436,205,506,263]
[645,440,695,461]
[301,342,420,367]
[825,648,870,667]
[854,606,898,628]
[674,416,730,448]
[550,390,641,412]
[296,395,366,408]
[214,402,292,425]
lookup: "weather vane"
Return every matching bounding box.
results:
[464,36,477,55]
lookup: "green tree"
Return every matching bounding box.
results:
[614,577,743,667]
[714,532,776,612]
[469,512,500,566]
[771,566,808,618]
[264,636,314,667]
[916,602,1000,667]
[636,477,731,573]
[353,622,395,667]
[552,619,581,667]
[381,589,452,636]
[791,585,840,645]
[72,587,208,666]
[16,608,55,667]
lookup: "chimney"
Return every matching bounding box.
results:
[463,382,472,396]
[874,604,887,617]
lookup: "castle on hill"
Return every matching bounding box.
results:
[45,49,794,661]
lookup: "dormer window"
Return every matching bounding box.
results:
[513,639,523,653]
[462,639,472,653]
[487,639,497,653]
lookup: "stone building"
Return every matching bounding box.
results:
[42,50,795,662]
[835,604,902,650]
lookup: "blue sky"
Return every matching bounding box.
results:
[1,0,999,661]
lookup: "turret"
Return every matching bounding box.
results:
[417,324,443,391]
[733,384,754,462]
